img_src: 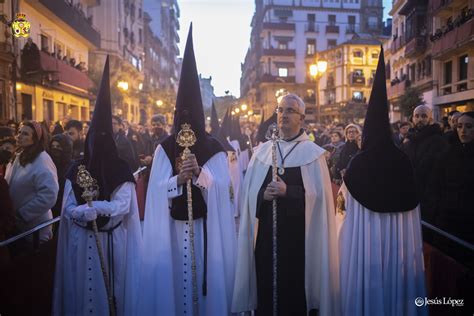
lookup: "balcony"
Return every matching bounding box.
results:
[34,0,100,47]
[305,23,319,33]
[388,79,411,99]
[391,35,405,53]
[259,74,295,84]
[431,18,474,58]
[346,24,357,34]
[262,22,295,31]
[350,73,366,85]
[326,25,340,34]
[405,36,427,57]
[262,48,295,57]
[21,50,93,95]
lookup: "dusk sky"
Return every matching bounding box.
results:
[177,0,393,98]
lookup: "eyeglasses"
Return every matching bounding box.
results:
[276,107,303,115]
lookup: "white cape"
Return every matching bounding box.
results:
[228,150,243,218]
[139,146,237,315]
[337,183,428,316]
[232,133,341,316]
[53,180,142,316]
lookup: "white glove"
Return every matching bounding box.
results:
[83,206,97,221]
[71,204,88,220]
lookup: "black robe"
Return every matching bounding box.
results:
[255,166,306,315]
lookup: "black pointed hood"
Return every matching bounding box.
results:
[231,115,247,149]
[215,109,235,152]
[256,111,277,144]
[66,56,135,204]
[210,101,219,137]
[343,47,418,213]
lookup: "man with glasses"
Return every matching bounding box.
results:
[233,94,340,315]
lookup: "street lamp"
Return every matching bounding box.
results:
[241,104,248,111]
[156,100,163,107]
[310,57,328,123]
[117,81,129,91]
[235,108,240,114]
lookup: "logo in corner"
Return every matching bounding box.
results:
[415,297,424,307]
[11,13,31,38]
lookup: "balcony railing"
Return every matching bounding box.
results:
[326,24,340,34]
[431,16,474,58]
[391,35,405,53]
[262,22,295,31]
[259,73,295,83]
[405,36,427,57]
[388,79,411,98]
[305,23,319,33]
[36,0,100,47]
[262,48,295,56]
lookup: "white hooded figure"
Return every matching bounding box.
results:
[52,57,142,316]
[337,47,427,316]
[139,25,237,316]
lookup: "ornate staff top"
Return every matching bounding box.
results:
[76,164,99,203]
[177,123,197,158]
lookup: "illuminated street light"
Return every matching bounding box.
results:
[138,83,143,90]
[117,81,129,91]
[231,111,235,115]
[235,108,240,114]
[206,116,211,121]
[156,100,163,107]
[241,104,248,111]
[248,110,254,115]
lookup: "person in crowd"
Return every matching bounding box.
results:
[53,57,142,316]
[337,48,427,316]
[402,105,448,224]
[123,120,146,159]
[51,121,64,136]
[0,127,16,176]
[136,123,153,157]
[112,115,139,172]
[392,121,410,147]
[0,126,16,259]
[5,121,58,247]
[232,94,340,315]
[334,123,346,141]
[444,110,462,145]
[323,130,345,180]
[140,26,236,315]
[48,134,73,218]
[428,111,474,259]
[82,121,90,139]
[65,119,85,160]
[334,124,361,182]
[314,124,331,147]
[150,114,169,150]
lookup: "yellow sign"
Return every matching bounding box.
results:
[11,13,30,38]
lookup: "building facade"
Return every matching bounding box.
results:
[430,0,474,115]
[240,0,384,120]
[0,0,99,122]
[317,36,382,123]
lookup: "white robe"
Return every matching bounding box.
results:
[53,180,142,316]
[337,183,428,316]
[232,132,341,316]
[139,146,237,315]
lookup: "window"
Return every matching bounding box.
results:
[40,34,49,52]
[43,99,54,121]
[278,68,288,77]
[353,50,363,58]
[459,55,468,81]
[327,39,337,49]
[308,14,315,22]
[371,51,379,59]
[444,61,452,84]
[306,39,316,55]
[368,17,378,29]
[328,15,336,26]
[139,29,143,44]
[352,91,363,101]
[354,69,363,76]
[278,42,288,50]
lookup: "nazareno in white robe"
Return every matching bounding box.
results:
[337,182,428,316]
[232,132,341,316]
[52,180,142,316]
[139,145,237,315]
[228,150,243,218]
